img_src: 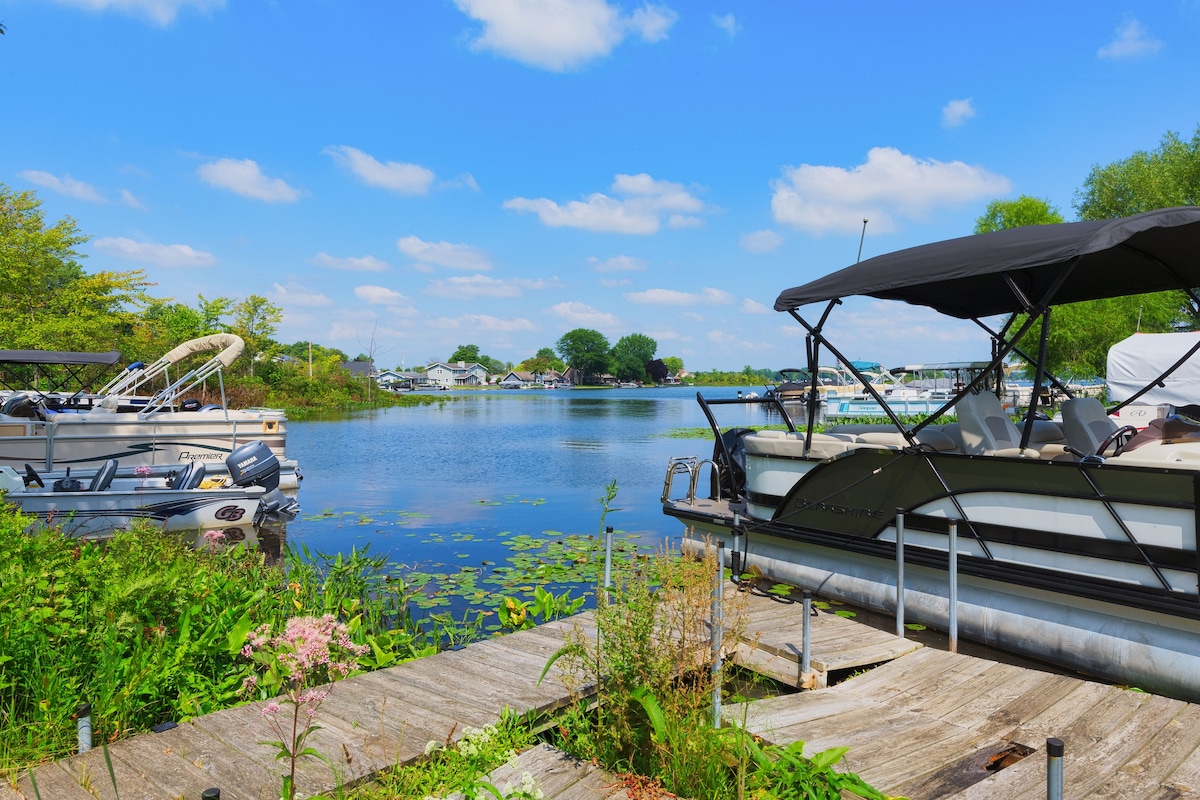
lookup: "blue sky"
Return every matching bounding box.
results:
[2,1,1198,372]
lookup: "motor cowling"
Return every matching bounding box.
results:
[2,393,46,421]
[225,441,281,491]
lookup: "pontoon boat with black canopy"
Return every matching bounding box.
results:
[662,206,1200,701]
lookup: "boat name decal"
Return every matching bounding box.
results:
[214,505,247,521]
[795,497,883,519]
[180,451,226,460]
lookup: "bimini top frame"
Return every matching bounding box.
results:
[773,207,1200,451]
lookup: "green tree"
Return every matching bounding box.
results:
[448,344,482,364]
[230,294,283,377]
[662,356,684,374]
[974,195,1064,233]
[611,333,657,382]
[0,184,152,351]
[1075,127,1200,220]
[556,328,612,383]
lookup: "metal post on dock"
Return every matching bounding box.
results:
[801,589,812,689]
[712,541,725,728]
[1046,737,1064,800]
[948,519,959,653]
[730,513,742,578]
[895,509,905,638]
[603,526,614,589]
[76,702,92,754]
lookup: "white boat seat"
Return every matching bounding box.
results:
[955,391,1040,458]
[743,431,861,460]
[856,428,958,452]
[1060,397,1132,457]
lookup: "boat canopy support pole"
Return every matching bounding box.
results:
[789,305,916,446]
[1019,309,1053,452]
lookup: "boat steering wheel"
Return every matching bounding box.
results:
[1094,425,1138,458]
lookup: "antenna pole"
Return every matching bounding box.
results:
[857,218,869,263]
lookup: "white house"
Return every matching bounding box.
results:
[425,361,489,387]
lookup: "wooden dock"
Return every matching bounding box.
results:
[8,586,1200,799]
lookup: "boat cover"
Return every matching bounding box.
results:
[1107,331,1200,407]
[0,350,121,366]
[161,333,245,368]
[774,207,1200,319]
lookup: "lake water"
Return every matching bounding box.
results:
[274,386,770,609]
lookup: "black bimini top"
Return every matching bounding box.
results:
[0,350,121,366]
[774,206,1200,319]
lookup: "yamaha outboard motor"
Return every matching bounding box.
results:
[226,441,282,491]
[225,441,299,520]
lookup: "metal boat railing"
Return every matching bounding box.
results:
[661,456,719,505]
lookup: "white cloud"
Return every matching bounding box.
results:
[712,13,738,37]
[49,0,223,26]
[1098,19,1163,60]
[197,158,301,203]
[270,281,332,308]
[427,314,537,332]
[93,236,216,268]
[624,287,734,306]
[589,255,647,272]
[397,236,493,270]
[771,146,1011,235]
[425,274,522,298]
[599,277,632,287]
[455,0,677,72]
[118,189,147,210]
[311,253,391,272]
[355,285,410,305]
[740,229,783,253]
[545,300,620,327]
[941,98,976,128]
[323,145,436,195]
[504,173,705,234]
[741,299,770,314]
[20,170,105,203]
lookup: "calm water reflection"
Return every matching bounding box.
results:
[281,387,768,572]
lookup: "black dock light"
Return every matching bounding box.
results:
[730,514,743,580]
[201,789,221,800]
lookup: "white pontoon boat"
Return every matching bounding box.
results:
[663,207,1200,701]
[0,334,299,489]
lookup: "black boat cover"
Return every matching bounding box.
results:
[774,206,1200,319]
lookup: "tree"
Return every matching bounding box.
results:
[1075,127,1200,220]
[0,184,152,351]
[556,328,612,383]
[974,195,1064,233]
[448,344,482,364]
[611,332,657,383]
[230,294,283,377]
[663,356,684,374]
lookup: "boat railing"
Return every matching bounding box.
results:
[661,456,719,505]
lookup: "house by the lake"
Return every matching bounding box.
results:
[425,361,489,388]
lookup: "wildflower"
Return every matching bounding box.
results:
[262,701,281,717]
[423,740,441,756]
[203,529,226,552]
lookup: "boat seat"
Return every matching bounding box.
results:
[743,431,861,460]
[955,391,1040,458]
[88,459,118,492]
[856,428,958,452]
[936,424,964,452]
[1061,397,1134,457]
[1016,419,1075,460]
[172,460,207,490]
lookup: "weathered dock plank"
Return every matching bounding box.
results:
[448,744,632,800]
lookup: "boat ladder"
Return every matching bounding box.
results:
[661,456,718,505]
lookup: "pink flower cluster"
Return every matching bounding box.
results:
[242,614,370,688]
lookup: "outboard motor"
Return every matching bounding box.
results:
[2,393,47,421]
[225,441,299,521]
[226,441,282,491]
